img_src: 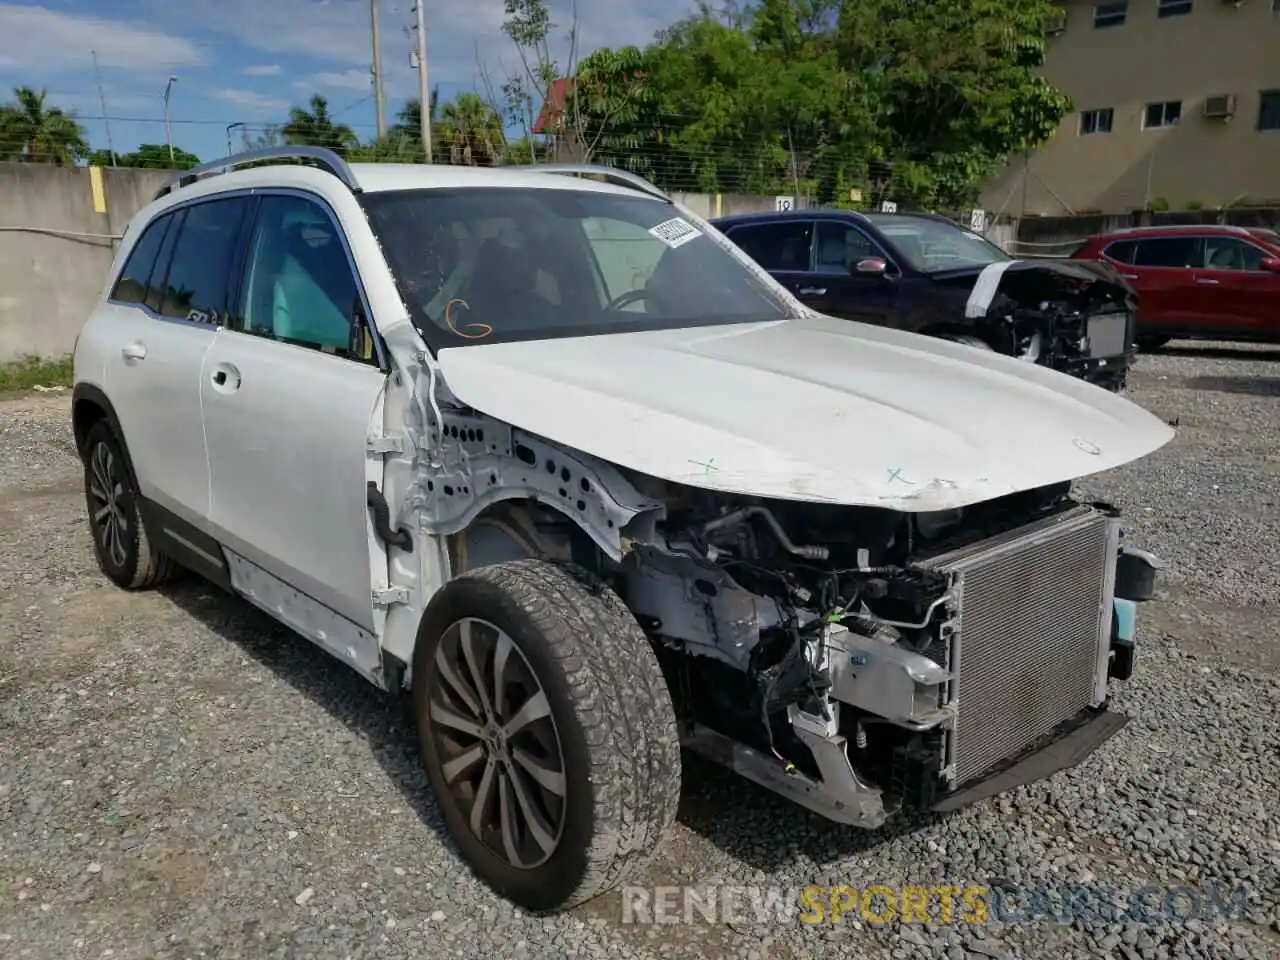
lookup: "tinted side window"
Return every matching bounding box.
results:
[1101,239,1137,264]
[814,221,878,271]
[145,208,186,313]
[1201,236,1265,272]
[110,214,172,304]
[239,194,363,357]
[727,221,813,271]
[1133,237,1199,268]
[158,197,251,326]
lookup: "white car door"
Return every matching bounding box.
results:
[102,197,253,525]
[198,191,389,633]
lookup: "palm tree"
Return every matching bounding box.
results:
[281,95,359,157]
[392,85,440,141]
[437,93,506,166]
[0,86,88,165]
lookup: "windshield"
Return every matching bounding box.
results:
[863,214,1012,273]
[359,187,797,347]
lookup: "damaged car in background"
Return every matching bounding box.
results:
[70,151,1175,916]
[712,209,1138,391]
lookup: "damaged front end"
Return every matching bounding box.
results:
[392,363,1165,827]
[602,473,1160,827]
[938,259,1137,392]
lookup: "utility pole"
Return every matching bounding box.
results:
[370,0,387,138]
[413,0,432,162]
[226,122,245,155]
[163,76,178,164]
[91,50,116,166]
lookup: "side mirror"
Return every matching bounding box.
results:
[853,257,888,276]
[1259,257,1280,273]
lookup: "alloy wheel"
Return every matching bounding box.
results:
[88,441,129,569]
[428,617,568,869]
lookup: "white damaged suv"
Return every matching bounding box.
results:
[71,148,1174,913]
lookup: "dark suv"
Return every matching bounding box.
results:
[712,209,1137,391]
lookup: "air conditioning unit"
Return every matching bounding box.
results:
[1204,94,1237,120]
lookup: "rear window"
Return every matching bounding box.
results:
[111,214,172,305]
[360,187,798,348]
[1132,237,1199,268]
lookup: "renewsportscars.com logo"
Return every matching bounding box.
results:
[620,883,1252,927]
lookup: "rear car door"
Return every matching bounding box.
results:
[721,220,815,297]
[805,219,900,323]
[1189,235,1280,339]
[1125,236,1202,336]
[102,198,248,526]
[198,190,389,634]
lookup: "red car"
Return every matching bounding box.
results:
[1070,224,1280,349]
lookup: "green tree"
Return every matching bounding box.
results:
[568,0,1070,207]
[87,143,201,170]
[281,95,359,157]
[834,0,1072,207]
[437,92,506,166]
[0,86,89,165]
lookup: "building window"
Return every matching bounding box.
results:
[1144,101,1182,129]
[1260,90,1280,131]
[1094,2,1128,27]
[1080,108,1115,134]
[1157,0,1192,17]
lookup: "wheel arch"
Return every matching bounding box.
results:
[447,500,601,578]
[71,385,141,491]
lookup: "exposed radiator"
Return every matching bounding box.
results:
[1087,311,1130,359]
[920,506,1119,786]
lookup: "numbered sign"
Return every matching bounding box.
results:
[969,208,986,232]
[775,195,795,212]
[880,200,898,213]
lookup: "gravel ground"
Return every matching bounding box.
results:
[2,343,1278,960]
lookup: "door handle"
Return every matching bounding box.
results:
[209,363,241,392]
[797,287,827,296]
[1194,277,1219,285]
[1119,273,1139,280]
[121,342,146,361]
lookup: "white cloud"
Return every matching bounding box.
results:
[210,88,289,112]
[309,69,372,93]
[241,64,282,77]
[144,0,689,91]
[0,4,208,73]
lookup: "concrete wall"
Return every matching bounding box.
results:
[981,0,1280,216]
[0,163,170,361]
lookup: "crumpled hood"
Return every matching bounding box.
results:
[435,312,1174,511]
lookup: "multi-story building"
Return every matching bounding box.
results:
[981,0,1280,216]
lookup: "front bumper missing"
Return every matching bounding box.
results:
[932,707,1128,813]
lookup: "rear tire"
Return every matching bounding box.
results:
[412,559,682,913]
[81,420,178,590]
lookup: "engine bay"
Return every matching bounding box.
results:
[605,471,1085,812]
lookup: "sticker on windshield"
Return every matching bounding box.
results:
[649,217,702,248]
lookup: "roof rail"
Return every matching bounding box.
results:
[520,163,670,202]
[152,145,361,201]
[1110,222,1248,236]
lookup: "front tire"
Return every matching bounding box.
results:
[81,419,177,590]
[412,559,681,913]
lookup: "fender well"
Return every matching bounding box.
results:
[408,408,665,563]
[71,383,125,460]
